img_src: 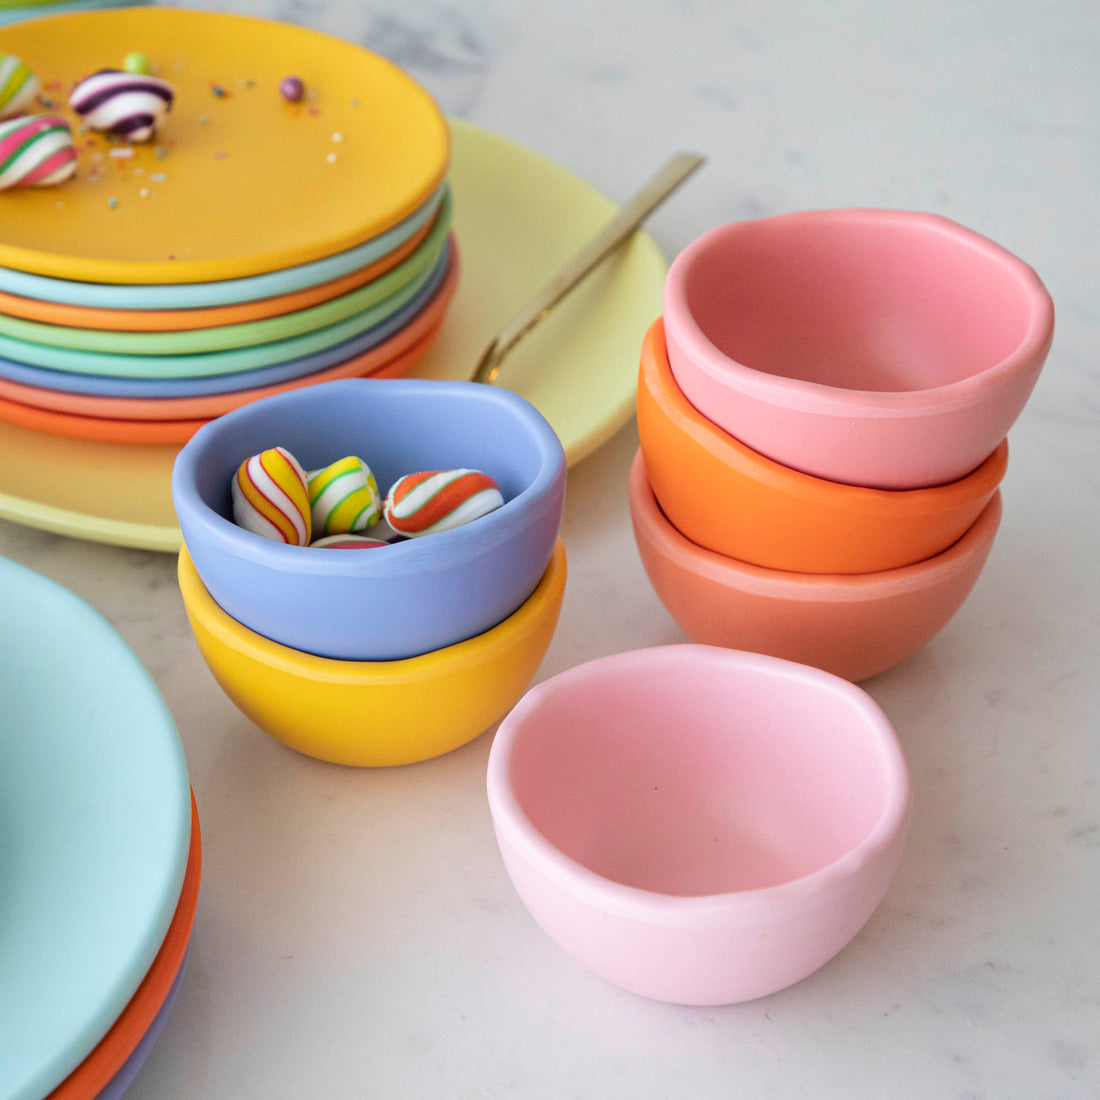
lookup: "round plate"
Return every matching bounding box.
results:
[0,193,451,354]
[0,7,449,284]
[0,194,450,355]
[0,255,457,419]
[0,210,437,332]
[0,556,192,1100]
[0,118,666,550]
[0,227,449,377]
[0,245,454,399]
[47,796,200,1100]
[0,322,444,443]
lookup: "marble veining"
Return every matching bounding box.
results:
[1,1,1097,1097]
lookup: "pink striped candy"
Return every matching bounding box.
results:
[0,115,76,190]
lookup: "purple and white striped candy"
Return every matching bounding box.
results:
[69,69,174,143]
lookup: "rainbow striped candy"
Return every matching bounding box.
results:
[306,456,381,538]
[69,69,174,143]
[0,54,39,120]
[383,468,504,537]
[230,446,312,545]
[0,115,76,191]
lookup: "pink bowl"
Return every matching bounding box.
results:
[663,209,1054,489]
[487,644,911,1006]
[629,450,1003,682]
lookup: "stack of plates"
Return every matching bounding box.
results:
[0,554,196,1099]
[0,7,456,445]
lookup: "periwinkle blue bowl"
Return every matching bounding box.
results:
[171,378,566,661]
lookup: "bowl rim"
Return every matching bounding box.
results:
[642,319,1009,512]
[662,207,1055,416]
[171,376,567,575]
[629,449,1004,599]
[486,643,911,925]
[177,538,567,683]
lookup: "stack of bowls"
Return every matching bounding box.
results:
[632,210,1054,681]
[0,8,457,446]
[171,377,568,768]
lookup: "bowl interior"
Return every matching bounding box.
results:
[680,212,1041,392]
[185,378,554,530]
[505,650,898,896]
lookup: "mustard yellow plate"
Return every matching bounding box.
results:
[0,8,449,284]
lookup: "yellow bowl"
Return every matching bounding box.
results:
[178,540,567,767]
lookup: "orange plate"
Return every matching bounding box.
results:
[0,214,435,333]
[0,253,457,422]
[48,790,201,1100]
[0,322,445,444]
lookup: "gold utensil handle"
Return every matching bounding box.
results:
[471,151,705,385]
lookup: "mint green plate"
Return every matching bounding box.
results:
[0,192,452,356]
[0,225,448,378]
[0,556,191,1100]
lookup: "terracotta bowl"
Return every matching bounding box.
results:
[637,319,1007,575]
[628,451,1002,682]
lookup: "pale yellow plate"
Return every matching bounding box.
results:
[0,118,666,551]
[0,7,449,284]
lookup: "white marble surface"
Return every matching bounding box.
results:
[3,1,1099,1097]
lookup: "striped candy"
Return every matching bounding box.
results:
[230,446,312,545]
[0,54,39,120]
[309,533,389,550]
[0,115,76,191]
[383,468,504,537]
[69,69,174,143]
[306,456,381,538]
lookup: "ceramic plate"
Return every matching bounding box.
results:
[0,8,449,283]
[0,229,448,377]
[0,557,192,1100]
[0,256,456,418]
[48,796,200,1100]
[0,118,666,550]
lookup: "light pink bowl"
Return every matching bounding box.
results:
[663,209,1054,489]
[487,645,911,1006]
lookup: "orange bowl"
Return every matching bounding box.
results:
[628,451,1002,682]
[637,319,1007,575]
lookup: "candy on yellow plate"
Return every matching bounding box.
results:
[230,446,311,545]
[0,115,76,190]
[0,53,38,120]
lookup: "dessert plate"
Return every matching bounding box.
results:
[0,212,437,333]
[0,323,444,444]
[47,796,200,1100]
[0,256,456,418]
[0,230,448,377]
[0,118,666,550]
[0,556,192,1100]
[0,7,449,284]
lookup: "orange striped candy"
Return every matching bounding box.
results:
[383,468,503,537]
[230,446,312,544]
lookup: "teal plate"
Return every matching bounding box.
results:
[0,556,191,1100]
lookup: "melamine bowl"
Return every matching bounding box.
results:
[486,644,911,1005]
[172,377,566,661]
[178,540,567,767]
[629,451,1002,682]
[638,319,1007,575]
[662,209,1053,489]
